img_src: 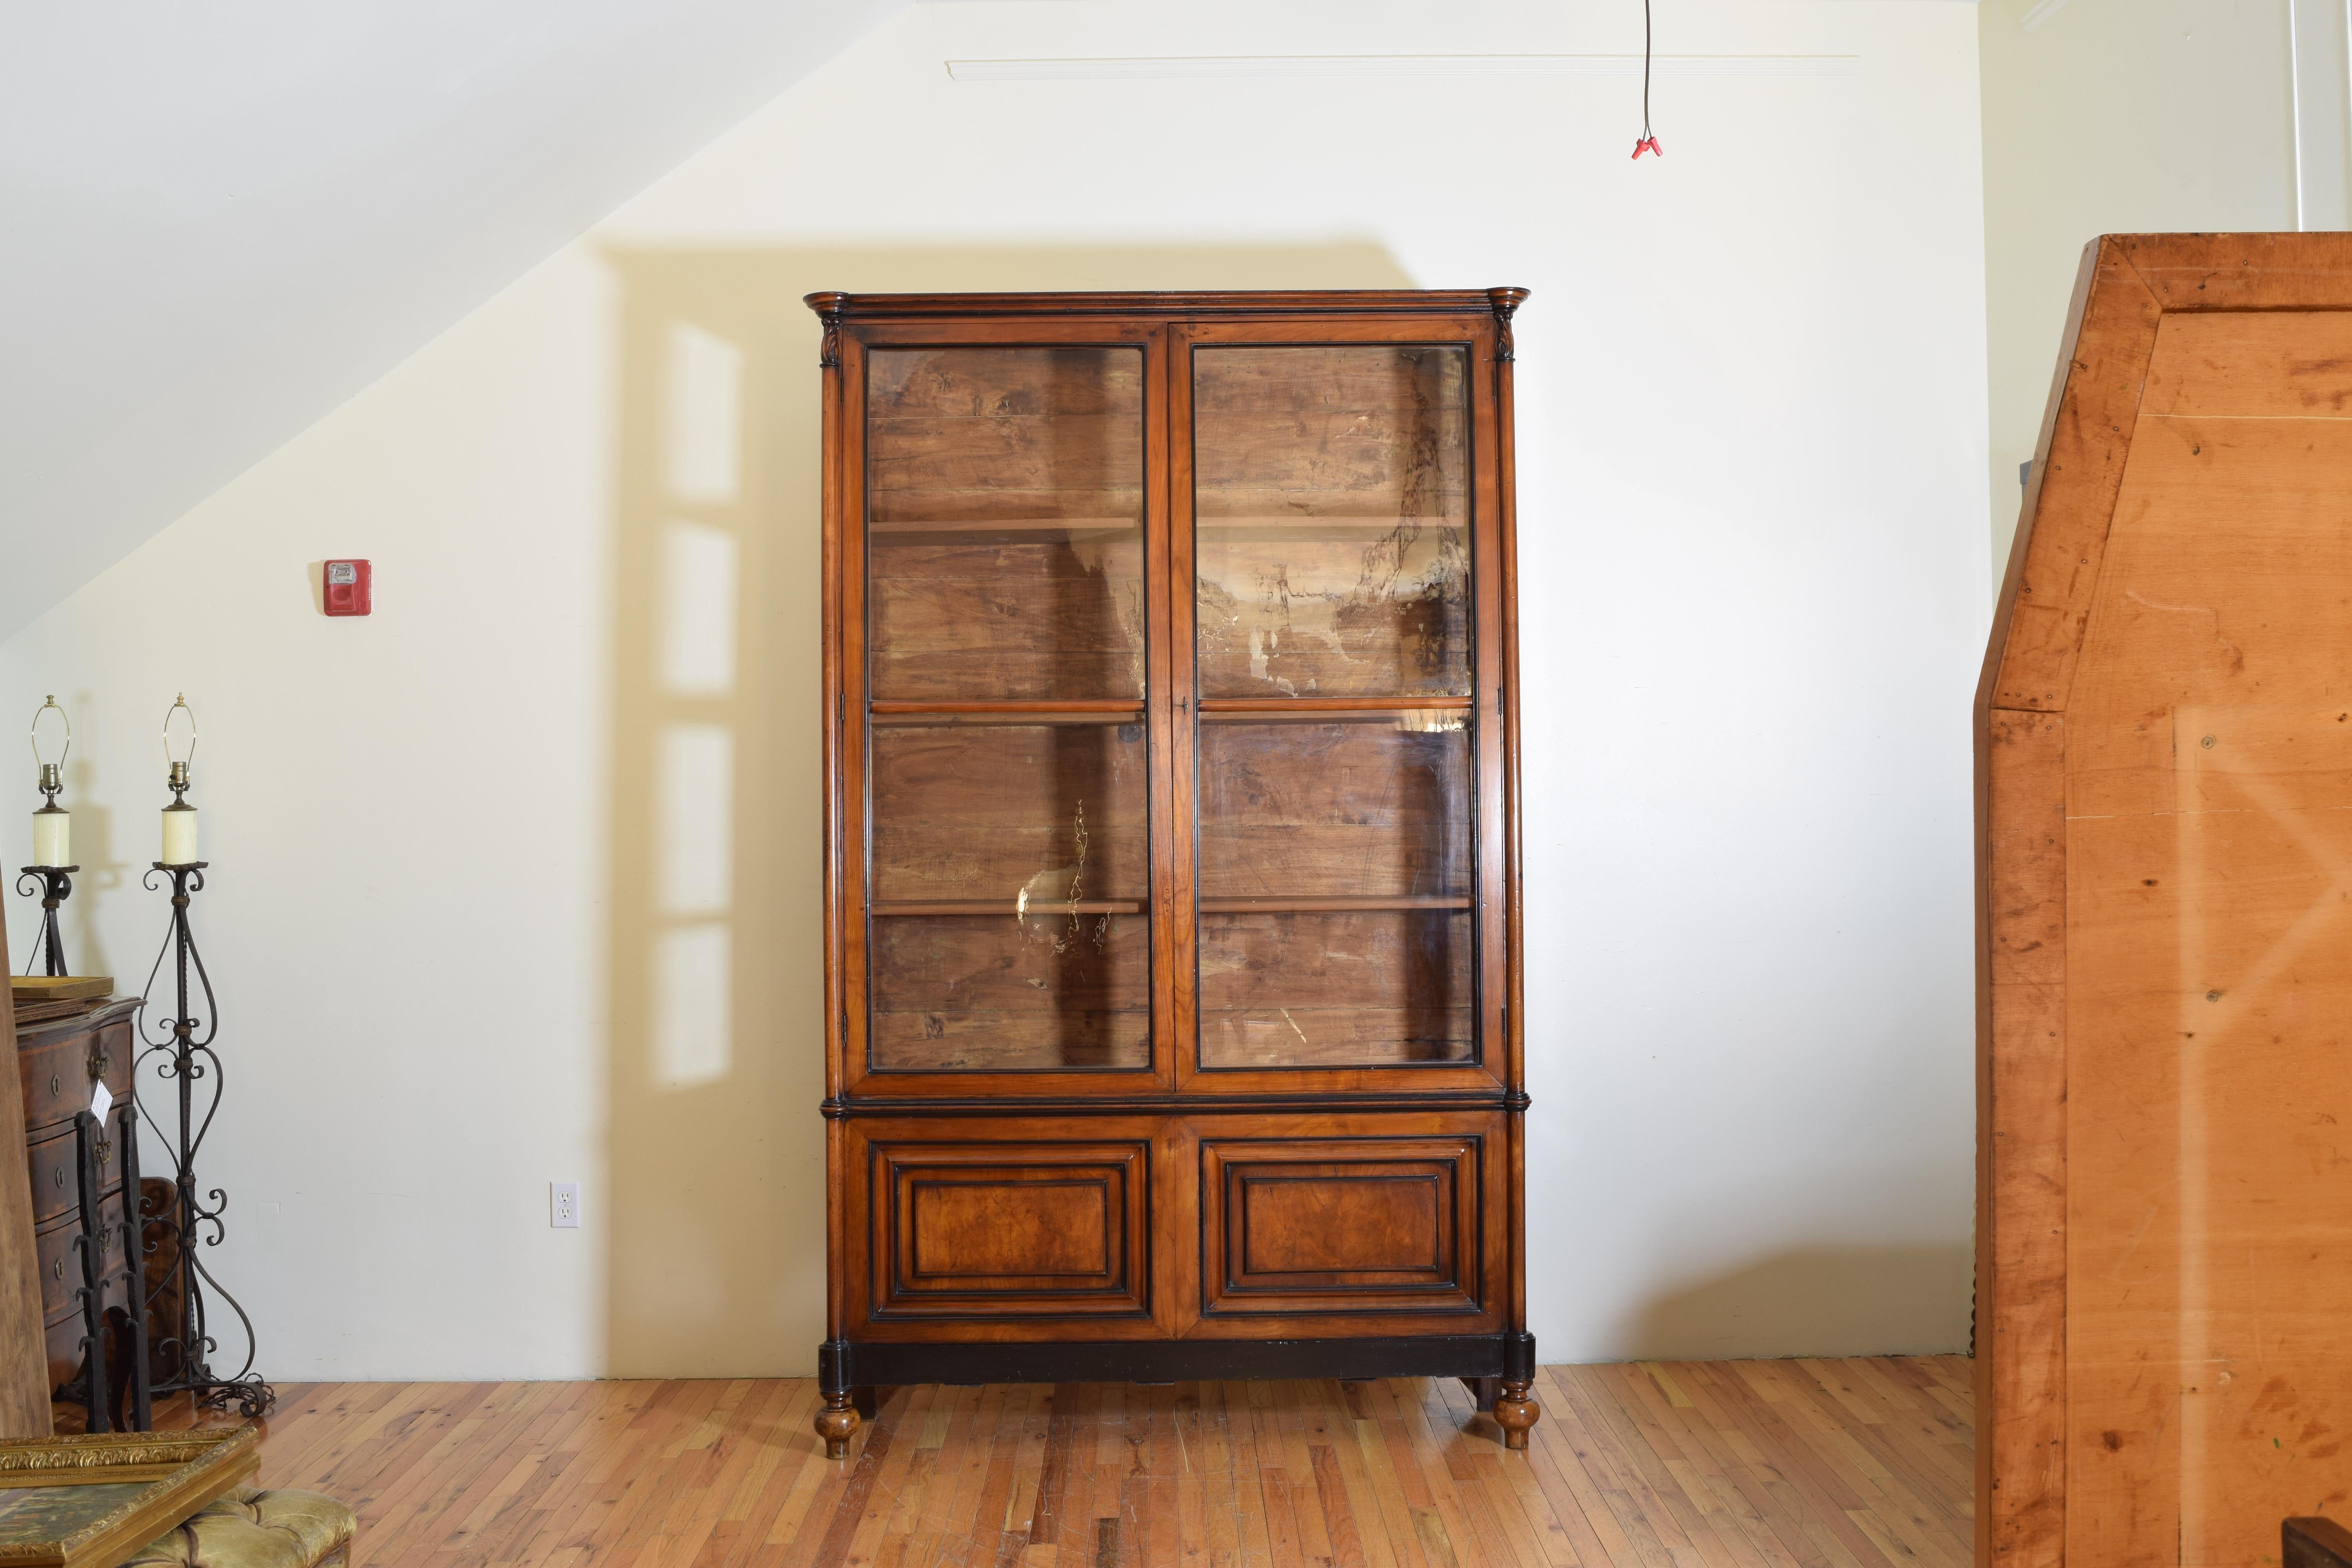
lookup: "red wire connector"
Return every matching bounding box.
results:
[1632,136,1663,160]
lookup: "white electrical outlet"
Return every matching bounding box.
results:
[551,1181,580,1228]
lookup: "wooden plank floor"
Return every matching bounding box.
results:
[142,1356,1972,1568]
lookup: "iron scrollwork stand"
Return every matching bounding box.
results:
[15,866,77,978]
[135,862,272,1418]
[63,1100,152,1433]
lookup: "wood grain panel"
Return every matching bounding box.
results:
[1198,910,1473,1068]
[910,1180,1109,1279]
[871,1140,1148,1319]
[2118,230,2352,312]
[1984,238,2163,715]
[2139,307,2352,417]
[34,1208,122,1325]
[22,1122,120,1230]
[1238,1172,1443,1275]
[41,1314,85,1399]
[1200,1137,1476,1318]
[867,914,1149,1073]
[867,346,1143,520]
[844,1116,1172,1341]
[869,538,1145,701]
[0,904,49,1436]
[1978,707,2067,1568]
[1983,253,2352,1568]
[130,1354,1969,1568]
[1197,523,1470,699]
[14,1012,133,1140]
[870,416,1140,498]
[870,722,1147,905]
[1189,1114,1499,1334]
[869,343,1145,417]
[1197,720,1469,900]
[1192,345,1467,514]
[1193,344,1471,699]
[867,342,1147,701]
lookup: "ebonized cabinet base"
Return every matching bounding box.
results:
[814,1333,1540,1457]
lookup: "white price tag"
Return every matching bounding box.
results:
[89,1078,112,1130]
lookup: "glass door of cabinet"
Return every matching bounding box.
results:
[1174,327,1506,1088]
[851,329,1171,1088]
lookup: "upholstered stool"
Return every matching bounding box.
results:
[117,1486,356,1568]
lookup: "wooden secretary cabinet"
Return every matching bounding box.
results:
[810,289,1535,1455]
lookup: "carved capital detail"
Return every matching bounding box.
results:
[805,291,849,370]
[1488,287,1530,363]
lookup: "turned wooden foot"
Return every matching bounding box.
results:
[815,1392,860,1459]
[1494,1381,1540,1450]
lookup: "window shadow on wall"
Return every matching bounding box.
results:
[601,243,1416,1376]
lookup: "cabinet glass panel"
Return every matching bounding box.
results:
[1193,345,1470,699]
[870,914,1150,1071]
[867,346,1146,701]
[871,722,1148,904]
[868,721,1150,1071]
[1194,715,1474,1067]
[864,342,1152,1073]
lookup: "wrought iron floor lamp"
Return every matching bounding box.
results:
[136,860,273,1418]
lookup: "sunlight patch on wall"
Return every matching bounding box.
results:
[665,323,743,503]
[657,722,733,916]
[653,922,732,1088]
[660,520,739,695]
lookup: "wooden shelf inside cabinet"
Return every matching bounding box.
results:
[871,900,1145,917]
[815,287,1534,1457]
[1204,524,1458,536]
[868,702,1143,727]
[869,518,1140,540]
[1198,896,1470,913]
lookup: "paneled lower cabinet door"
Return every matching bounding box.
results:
[1179,1112,1506,1339]
[844,1117,1173,1340]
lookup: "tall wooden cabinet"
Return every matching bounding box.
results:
[1979,234,2352,1568]
[810,289,1535,1456]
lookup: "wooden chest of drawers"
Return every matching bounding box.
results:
[15,1001,138,1392]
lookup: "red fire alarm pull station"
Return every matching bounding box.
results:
[324,559,371,616]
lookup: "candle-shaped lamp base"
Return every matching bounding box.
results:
[31,805,69,869]
[161,802,198,867]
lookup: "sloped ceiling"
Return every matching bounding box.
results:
[0,0,903,640]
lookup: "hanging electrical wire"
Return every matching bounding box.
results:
[1632,0,1663,158]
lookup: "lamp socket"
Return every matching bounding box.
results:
[551,1181,580,1228]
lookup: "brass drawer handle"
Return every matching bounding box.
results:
[87,1053,107,1078]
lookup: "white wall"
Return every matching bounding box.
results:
[0,0,1989,1378]
[1978,0,2299,576]
[0,0,904,640]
